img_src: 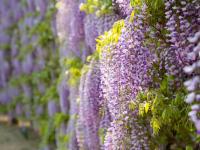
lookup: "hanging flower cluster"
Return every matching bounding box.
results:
[1,0,200,149]
[184,31,200,133]
[84,14,120,53]
[99,4,154,148]
[77,59,102,150]
[163,0,200,85]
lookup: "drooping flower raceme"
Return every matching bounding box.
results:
[84,14,120,53]
[163,0,200,85]
[48,100,58,117]
[77,59,102,150]
[184,31,200,133]
[100,5,153,149]
[84,14,99,52]
[56,0,85,58]
[58,79,70,114]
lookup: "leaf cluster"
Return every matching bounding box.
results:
[96,19,124,59]
[63,57,83,86]
[130,76,197,148]
[80,0,113,16]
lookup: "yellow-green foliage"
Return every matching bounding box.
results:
[39,118,56,146]
[41,85,59,103]
[130,76,197,148]
[96,19,124,58]
[130,0,164,8]
[63,57,83,86]
[130,0,142,7]
[84,19,124,63]
[144,0,165,26]
[130,0,165,22]
[130,0,166,38]
[53,113,69,128]
[79,0,113,16]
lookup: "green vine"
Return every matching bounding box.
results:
[130,76,198,149]
[80,0,113,16]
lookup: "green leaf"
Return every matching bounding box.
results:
[151,117,160,135]
[144,102,150,113]
[186,145,193,150]
[129,101,136,111]
[139,103,145,116]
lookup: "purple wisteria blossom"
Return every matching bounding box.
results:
[48,100,59,117]
[84,14,120,53]
[100,5,153,149]
[184,31,200,133]
[163,0,200,85]
[112,0,132,17]
[77,59,102,149]
[58,79,70,114]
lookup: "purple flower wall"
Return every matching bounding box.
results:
[0,0,200,149]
